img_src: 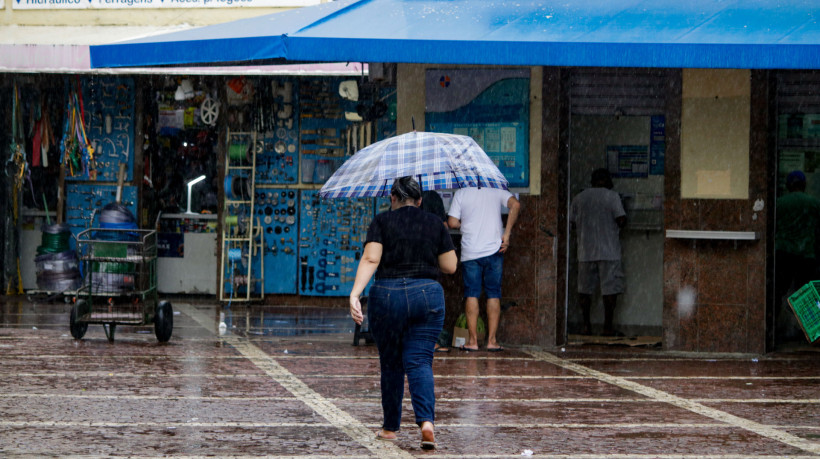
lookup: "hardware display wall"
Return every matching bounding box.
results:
[66,184,138,237]
[299,78,356,184]
[298,190,374,296]
[72,76,135,182]
[253,78,299,185]
[219,75,396,298]
[252,189,299,294]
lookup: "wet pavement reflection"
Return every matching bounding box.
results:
[1,297,819,458]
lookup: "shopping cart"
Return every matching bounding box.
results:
[69,226,173,342]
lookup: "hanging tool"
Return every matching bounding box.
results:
[115,163,127,203]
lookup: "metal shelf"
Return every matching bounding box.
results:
[665,230,759,240]
[220,130,264,302]
[161,213,217,220]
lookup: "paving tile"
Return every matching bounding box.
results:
[1,299,819,458]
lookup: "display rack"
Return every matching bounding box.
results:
[251,188,299,294]
[297,190,375,296]
[220,130,264,302]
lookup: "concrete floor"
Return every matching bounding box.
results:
[1,296,819,458]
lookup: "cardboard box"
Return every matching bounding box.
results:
[451,326,486,348]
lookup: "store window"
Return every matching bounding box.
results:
[773,70,820,346]
[425,68,531,189]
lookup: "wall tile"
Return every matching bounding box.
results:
[697,303,747,352]
[699,260,745,304]
[498,298,538,345]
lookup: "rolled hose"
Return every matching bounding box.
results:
[99,203,136,224]
[224,175,251,200]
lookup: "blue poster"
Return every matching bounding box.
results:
[425,69,530,188]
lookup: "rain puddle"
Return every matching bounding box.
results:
[219,306,355,337]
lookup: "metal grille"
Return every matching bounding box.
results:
[570,69,668,116]
[777,71,820,114]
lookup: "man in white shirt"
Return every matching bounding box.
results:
[569,168,626,336]
[448,187,520,351]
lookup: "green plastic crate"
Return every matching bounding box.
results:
[92,242,127,258]
[787,281,820,343]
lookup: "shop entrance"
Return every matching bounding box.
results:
[773,71,820,348]
[566,70,667,338]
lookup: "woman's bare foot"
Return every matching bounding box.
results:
[420,421,436,450]
[376,429,397,441]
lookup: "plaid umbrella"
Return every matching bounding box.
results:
[319,131,509,198]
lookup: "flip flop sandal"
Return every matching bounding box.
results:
[420,429,436,450]
[420,440,437,450]
[459,346,480,352]
[487,347,505,352]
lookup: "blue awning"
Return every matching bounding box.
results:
[91,0,820,69]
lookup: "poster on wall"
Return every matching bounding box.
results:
[650,115,665,175]
[13,0,318,9]
[607,145,649,178]
[425,69,530,188]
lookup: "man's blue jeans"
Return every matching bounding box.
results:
[367,278,445,431]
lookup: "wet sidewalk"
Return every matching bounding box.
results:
[1,296,819,458]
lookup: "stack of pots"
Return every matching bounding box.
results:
[35,223,81,292]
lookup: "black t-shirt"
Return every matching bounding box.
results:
[366,205,455,280]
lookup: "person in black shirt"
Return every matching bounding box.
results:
[350,176,457,450]
[421,190,453,353]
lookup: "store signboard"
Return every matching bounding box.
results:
[425,69,530,189]
[13,0,318,9]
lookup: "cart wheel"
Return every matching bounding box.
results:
[104,323,117,342]
[69,300,88,340]
[154,300,173,343]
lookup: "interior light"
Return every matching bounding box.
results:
[186,175,207,214]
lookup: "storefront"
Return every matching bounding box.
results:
[2,66,385,302]
[772,70,820,348]
[6,0,820,353]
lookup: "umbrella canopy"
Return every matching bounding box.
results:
[319,131,509,198]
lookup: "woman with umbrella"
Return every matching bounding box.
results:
[348,176,457,450]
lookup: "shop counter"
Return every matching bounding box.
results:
[665,230,759,240]
[157,213,217,294]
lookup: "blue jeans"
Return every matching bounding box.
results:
[367,278,445,431]
[462,252,504,299]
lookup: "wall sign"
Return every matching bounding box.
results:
[13,0,318,9]
[650,115,665,175]
[71,76,134,182]
[607,145,649,178]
